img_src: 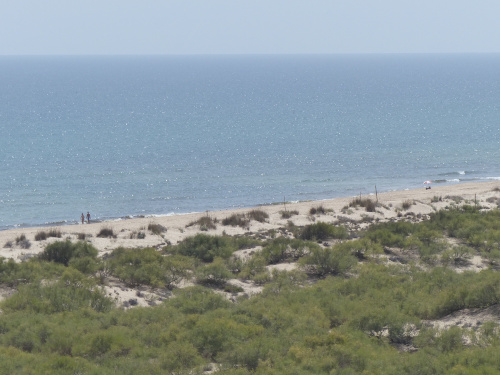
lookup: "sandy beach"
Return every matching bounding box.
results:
[2,181,499,263]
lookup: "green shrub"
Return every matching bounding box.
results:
[39,240,98,267]
[15,234,31,249]
[47,228,62,238]
[364,221,415,247]
[69,256,99,274]
[445,195,464,204]
[263,269,307,295]
[300,245,357,276]
[96,227,116,238]
[441,246,474,265]
[148,223,167,235]
[437,326,464,352]
[1,270,113,314]
[252,271,272,285]
[107,248,194,288]
[402,200,414,210]
[222,213,249,228]
[238,254,268,280]
[172,234,236,262]
[170,286,231,314]
[349,197,376,212]
[299,222,348,241]
[224,284,244,293]
[196,257,233,286]
[338,238,384,260]
[187,216,218,230]
[35,231,47,241]
[280,210,299,219]
[247,209,269,223]
[159,341,204,372]
[230,236,262,250]
[309,205,326,215]
[0,258,64,287]
[15,234,26,243]
[107,247,193,288]
[261,238,319,264]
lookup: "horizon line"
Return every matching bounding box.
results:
[1,52,500,57]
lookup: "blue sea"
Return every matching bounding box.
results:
[1,54,500,230]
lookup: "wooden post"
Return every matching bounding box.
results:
[375,185,378,202]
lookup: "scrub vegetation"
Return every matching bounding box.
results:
[2,205,500,373]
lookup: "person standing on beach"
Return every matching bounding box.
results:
[81,213,85,224]
[87,212,91,224]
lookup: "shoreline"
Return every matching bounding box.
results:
[2,179,500,232]
[1,180,499,262]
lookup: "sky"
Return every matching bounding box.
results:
[1,0,500,55]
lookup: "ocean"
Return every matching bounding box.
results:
[1,54,500,230]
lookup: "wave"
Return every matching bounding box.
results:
[437,170,475,177]
[432,176,500,184]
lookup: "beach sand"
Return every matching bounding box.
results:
[1,181,499,262]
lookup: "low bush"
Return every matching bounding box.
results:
[170,234,236,262]
[338,238,384,260]
[309,205,326,215]
[34,232,47,241]
[445,195,464,204]
[39,240,98,267]
[230,236,262,250]
[18,239,31,249]
[364,221,415,247]
[261,237,319,264]
[224,284,244,294]
[14,234,31,249]
[222,213,249,228]
[129,231,146,239]
[246,209,269,223]
[15,234,26,243]
[195,257,232,287]
[1,269,113,314]
[280,210,299,219]
[299,222,348,241]
[34,228,62,241]
[349,197,377,212]
[263,269,307,295]
[441,246,474,266]
[96,227,116,238]
[402,200,414,210]
[48,228,62,238]
[107,247,193,288]
[187,216,217,231]
[238,254,268,280]
[148,223,167,235]
[299,245,357,276]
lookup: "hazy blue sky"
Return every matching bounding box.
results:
[1,0,500,55]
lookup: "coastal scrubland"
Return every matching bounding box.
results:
[2,184,500,373]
